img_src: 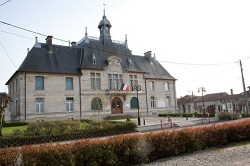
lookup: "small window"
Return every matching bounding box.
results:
[36,98,44,113]
[166,96,171,107]
[92,53,96,64]
[66,77,73,90]
[150,97,155,108]
[130,97,138,109]
[149,81,154,91]
[66,98,74,112]
[165,82,169,91]
[35,76,44,90]
[16,78,18,93]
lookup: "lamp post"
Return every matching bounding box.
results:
[134,85,141,125]
[198,87,206,117]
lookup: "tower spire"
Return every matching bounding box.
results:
[103,4,106,17]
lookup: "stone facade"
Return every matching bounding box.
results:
[5,13,177,122]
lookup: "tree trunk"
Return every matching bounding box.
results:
[0,113,3,137]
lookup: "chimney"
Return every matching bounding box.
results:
[230,89,233,95]
[71,41,77,47]
[45,36,53,53]
[144,51,152,59]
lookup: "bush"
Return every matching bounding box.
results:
[218,112,239,121]
[1,119,250,165]
[159,113,203,118]
[24,120,83,136]
[3,122,28,127]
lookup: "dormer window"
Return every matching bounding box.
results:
[92,53,96,65]
[128,57,132,68]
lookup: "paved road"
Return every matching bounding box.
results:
[143,141,250,166]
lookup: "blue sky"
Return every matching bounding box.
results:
[0,0,250,97]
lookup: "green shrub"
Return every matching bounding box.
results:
[3,122,28,127]
[1,120,250,165]
[159,113,203,118]
[218,112,239,121]
[25,122,44,136]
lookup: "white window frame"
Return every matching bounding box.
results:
[129,75,138,91]
[36,98,44,113]
[165,82,170,91]
[66,98,74,112]
[91,73,101,90]
[149,81,155,91]
[166,96,171,107]
[109,73,123,90]
[150,96,155,108]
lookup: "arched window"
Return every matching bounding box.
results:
[91,97,102,110]
[130,97,138,109]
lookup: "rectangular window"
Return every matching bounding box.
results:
[66,98,74,112]
[16,78,18,93]
[166,96,171,107]
[129,75,138,91]
[66,77,73,90]
[35,76,44,90]
[149,81,154,91]
[90,73,101,90]
[109,74,123,90]
[165,82,169,91]
[36,98,44,113]
[150,97,155,108]
[9,85,11,96]
[13,82,14,95]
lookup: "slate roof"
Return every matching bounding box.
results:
[192,92,243,102]
[19,44,82,74]
[6,14,176,84]
[77,38,176,80]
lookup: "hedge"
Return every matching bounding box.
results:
[1,120,250,165]
[159,113,203,117]
[0,121,137,148]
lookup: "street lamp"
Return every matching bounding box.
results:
[198,87,206,117]
[134,85,141,125]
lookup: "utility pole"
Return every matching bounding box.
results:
[239,60,249,115]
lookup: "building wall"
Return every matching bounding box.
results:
[6,70,177,121]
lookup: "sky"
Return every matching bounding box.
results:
[0,0,250,98]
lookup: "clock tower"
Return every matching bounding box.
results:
[98,8,112,43]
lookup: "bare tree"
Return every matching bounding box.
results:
[0,92,12,136]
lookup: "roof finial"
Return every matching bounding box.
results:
[85,27,88,36]
[125,34,128,49]
[84,27,89,43]
[103,4,106,17]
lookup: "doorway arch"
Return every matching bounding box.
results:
[111,97,123,114]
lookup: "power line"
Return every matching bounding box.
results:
[0,20,248,66]
[0,41,17,69]
[158,60,237,66]
[0,0,11,7]
[0,29,34,40]
[0,20,69,43]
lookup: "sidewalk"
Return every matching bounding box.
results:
[129,116,219,132]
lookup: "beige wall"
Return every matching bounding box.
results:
[6,69,177,121]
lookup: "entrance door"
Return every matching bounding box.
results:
[111,97,123,114]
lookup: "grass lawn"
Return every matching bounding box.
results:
[2,126,27,136]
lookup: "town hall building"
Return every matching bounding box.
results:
[5,12,177,122]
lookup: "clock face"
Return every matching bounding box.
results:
[105,26,109,31]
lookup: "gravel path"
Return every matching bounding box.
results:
[143,142,250,166]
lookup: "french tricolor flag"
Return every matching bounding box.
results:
[121,83,130,91]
